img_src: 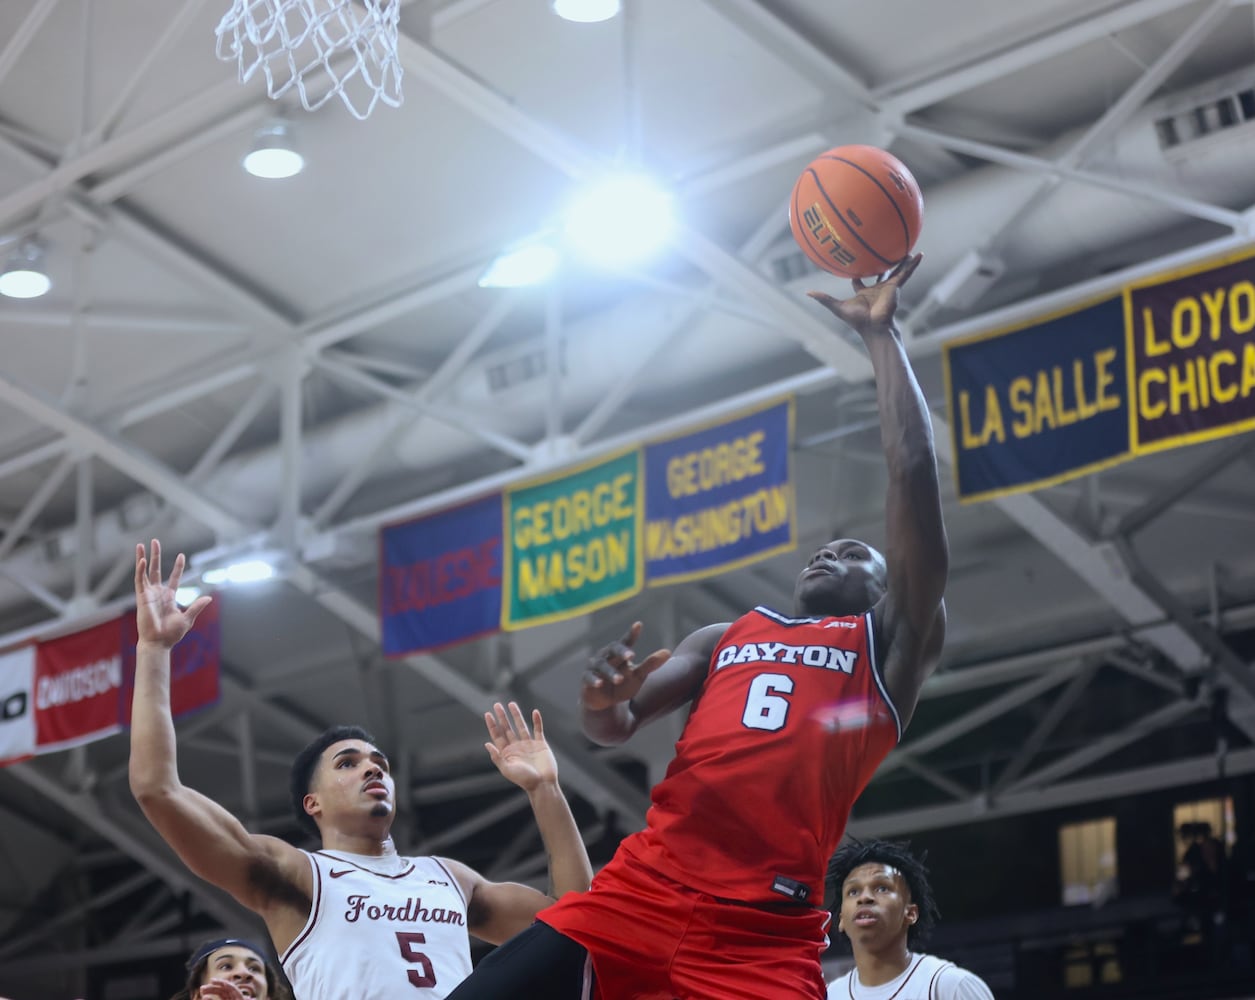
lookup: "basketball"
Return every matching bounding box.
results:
[789,145,924,279]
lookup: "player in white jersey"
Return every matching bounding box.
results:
[826,840,994,1000]
[129,540,593,1000]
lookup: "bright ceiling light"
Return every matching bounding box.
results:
[479,242,561,288]
[0,239,52,299]
[563,173,673,268]
[242,121,304,179]
[552,0,620,22]
[201,557,277,586]
[175,585,202,607]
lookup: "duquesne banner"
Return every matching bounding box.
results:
[379,399,797,655]
[944,246,1255,501]
[644,400,794,586]
[379,494,503,656]
[0,603,221,767]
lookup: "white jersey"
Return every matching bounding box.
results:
[282,849,473,1000]
[827,952,995,1000]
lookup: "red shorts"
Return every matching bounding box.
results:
[538,850,830,1000]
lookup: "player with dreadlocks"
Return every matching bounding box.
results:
[826,840,994,1000]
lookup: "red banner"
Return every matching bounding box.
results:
[0,600,222,765]
[34,619,125,752]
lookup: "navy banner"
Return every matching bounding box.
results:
[644,400,795,585]
[943,297,1131,502]
[379,494,503,656]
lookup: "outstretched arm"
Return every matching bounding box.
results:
[128,540,309,929]
[810,255,949,726]
[580,621,728,746]
[442,702,593,945]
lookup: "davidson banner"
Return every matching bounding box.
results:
[944,246,1255,501]
[0,604,221,767]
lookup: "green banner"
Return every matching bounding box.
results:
[501,450,642,630]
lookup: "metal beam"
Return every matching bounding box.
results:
[990,661,1100,798]
[0,370,251,538]
[1110,436,1255,538]
[1004,699,1200,793]
[5,762,247,930]
[849,745,1255,839]
[877,0,1211,112]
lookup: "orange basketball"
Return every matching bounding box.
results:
[788,145,923,279]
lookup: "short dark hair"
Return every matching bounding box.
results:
[290,725,377,837]
[827,839,941,947]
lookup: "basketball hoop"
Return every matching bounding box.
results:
[215,0,403,120]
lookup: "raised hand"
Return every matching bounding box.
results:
[580,621,671,712]
[196,980,253,1000]
[807,253,922,337]
[134,539,212,650]
[484,702,558,793]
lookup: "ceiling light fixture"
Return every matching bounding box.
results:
[479,241,561,288]
[552,0,620,22]
[242,120,305,179]
[0,238,52,299]
[563,173,673,268]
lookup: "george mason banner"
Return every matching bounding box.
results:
[644,400,794,585]
[944,246,1255,501]
[502,450,642,630]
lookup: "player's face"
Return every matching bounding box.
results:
[837,863,917,953]
[196,945,269,999]
[793,539,886,618]
[306,739,395,833]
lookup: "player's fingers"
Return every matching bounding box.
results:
[620,621,642,648]
[149,539,162,584]
[635,649,672,678]
[507,701,530,739]
[484,710,505,746]
[135,544,146,588]
[184,595,213,624]
[484,742,501,764]
[493,701,518,741]
[852,276,867,291]
[897,252,923,285]
[168,552,186,592]
[531,709,544,741]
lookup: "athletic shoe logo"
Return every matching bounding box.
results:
[329,868,355,878]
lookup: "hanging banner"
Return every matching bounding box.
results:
[1126,252,1255,454]
[0,646,36,764]
[502,450,642,630]
[33,619,127,753]
[942,296,1131,502]
[120,597,222,725]
[379,494,504,656]
[644,399,795,585]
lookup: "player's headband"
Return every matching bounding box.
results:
[186,937,268,971]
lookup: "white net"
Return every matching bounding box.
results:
[215,0,403,120]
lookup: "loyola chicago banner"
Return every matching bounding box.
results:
[644,399,794,585]
[944,246,1255,501]
[502,450,642,630]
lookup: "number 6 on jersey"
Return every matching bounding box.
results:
[742,673,794,731]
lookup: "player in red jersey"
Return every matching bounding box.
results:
[446,254,947,1000]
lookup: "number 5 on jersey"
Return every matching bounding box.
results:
[395,931,436,988]
[742,673,794,732]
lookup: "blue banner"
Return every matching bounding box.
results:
[379,494,503,656]
[644,400,794,585]
[943,297,1132,502]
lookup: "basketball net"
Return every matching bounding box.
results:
[215,0,403,120]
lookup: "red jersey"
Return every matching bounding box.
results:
[620,605,900,905]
